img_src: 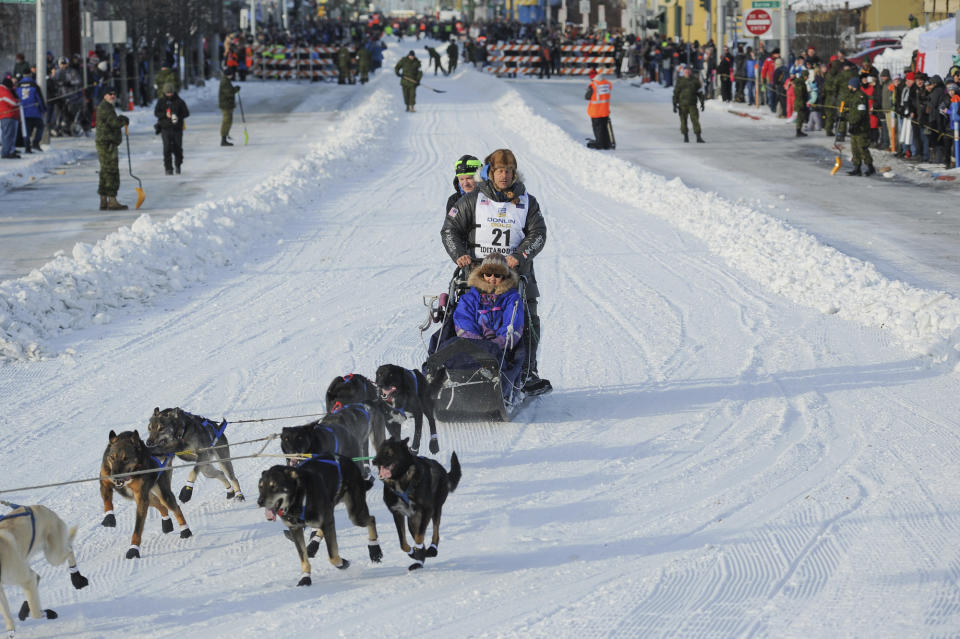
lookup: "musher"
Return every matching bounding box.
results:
[440,149,552,396]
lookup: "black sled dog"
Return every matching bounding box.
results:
[99,430,192,559]
[372,438,461,570]
[375,364,444,454]
[325,373,378,412]
[146,407,244,503]
[0,503,89,636]
[257,455,382,586]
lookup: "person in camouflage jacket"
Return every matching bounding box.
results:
[842,77,875,176]
[219,67,241,146]
[395,51,422,112]
[95,86,129,210]
[672,65,705,143]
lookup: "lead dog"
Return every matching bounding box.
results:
[372,438,461,570]
[145,407,244,503]
[100,430,192,559]
[375,364,443,454]
[257,454,382,586]
[0,503,89,637]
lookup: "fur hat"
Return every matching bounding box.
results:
[468,253,518,293]
[486,149,517,172]
[476,253,509,277]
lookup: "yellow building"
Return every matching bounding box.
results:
[861,0,924,31]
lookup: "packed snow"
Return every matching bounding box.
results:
[2,43,960,638]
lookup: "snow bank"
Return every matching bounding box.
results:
[495,92,960,362]
[0,89,395,361]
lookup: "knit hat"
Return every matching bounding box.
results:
[905,71,915,81]
[475,253,509,278]
[455,154,481,177]
[102,85,117,95]
[848,77,860,89]
[486,149,517,172]
[948,83,959,92]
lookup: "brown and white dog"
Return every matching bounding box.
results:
[0,503,89,637]
[99,430,192,559]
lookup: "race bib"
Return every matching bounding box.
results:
[473,194,528,259]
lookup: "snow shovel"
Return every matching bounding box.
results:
[419,82,447,94]
[237,93,249,145]
[125,125,146,209]
[830,101,845,176]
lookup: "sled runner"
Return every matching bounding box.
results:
[418,267,533,422]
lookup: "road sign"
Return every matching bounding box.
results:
[0,0,36,4]
[752,0,779,7]
[744,8,772,36]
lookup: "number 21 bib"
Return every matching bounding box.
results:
[473,193,528,259]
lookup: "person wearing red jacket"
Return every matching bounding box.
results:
[761,50,778,113]
[0,75,21,159]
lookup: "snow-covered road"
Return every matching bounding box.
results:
[2,45,960,638]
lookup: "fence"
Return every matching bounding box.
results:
[484,44,615,77]
[250,44,342,80]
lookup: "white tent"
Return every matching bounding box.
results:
[917,15,958,77]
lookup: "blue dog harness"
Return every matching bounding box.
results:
[0,503,36,553]
[292,457,343,522]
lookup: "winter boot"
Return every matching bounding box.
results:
[825,127,834,136]
[175,164,181,175]
[847,164,862,176]
[409,106,415,113]
[683,132,689,143]
[105,196,129,210]
[522,373,553,397]
[221,136,233,147]
[99,195,108,211]
[165,168,174,175]
[696,134,705,143]
[863,164,876,177]
[796,129,807,137]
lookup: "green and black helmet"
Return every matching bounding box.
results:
[455,155,482,177]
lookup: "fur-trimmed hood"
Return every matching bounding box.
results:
[467,263,519,295]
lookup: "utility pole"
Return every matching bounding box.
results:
[779,0,787,60]
[35,0,45,86]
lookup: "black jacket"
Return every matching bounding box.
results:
[154,93,189,130]
[441,178,547,299]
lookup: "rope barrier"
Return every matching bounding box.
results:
[0,433,377,497]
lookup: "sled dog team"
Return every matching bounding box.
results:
[1,366,459,636]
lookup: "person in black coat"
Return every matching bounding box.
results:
[445,154,481,212]
[717,46,733,103]
[154,83,190,175]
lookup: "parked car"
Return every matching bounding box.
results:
[847,44,901,66]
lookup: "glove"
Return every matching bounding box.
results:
[700,102,705,112]
[492,335,507,350]
[119,115,129,126]
[154,122,161,135]
[235,86,240,92]
[170,113,178,124]
[672,103,678,113]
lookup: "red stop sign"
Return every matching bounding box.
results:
[745,9,772,36]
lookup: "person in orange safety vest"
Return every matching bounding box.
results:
[584,68,613,149]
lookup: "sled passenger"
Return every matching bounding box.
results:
[445,154,481,212]
[453,253,524,351]
[440,148,552,396]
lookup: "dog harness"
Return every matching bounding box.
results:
[382,370,420,419]
[294,457,344,519]
[0,503,36,554]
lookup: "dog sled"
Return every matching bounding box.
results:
[418,266,533,422]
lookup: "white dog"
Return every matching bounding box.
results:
[0,503,89,637]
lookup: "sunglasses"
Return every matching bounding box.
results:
[482,272,505,280]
